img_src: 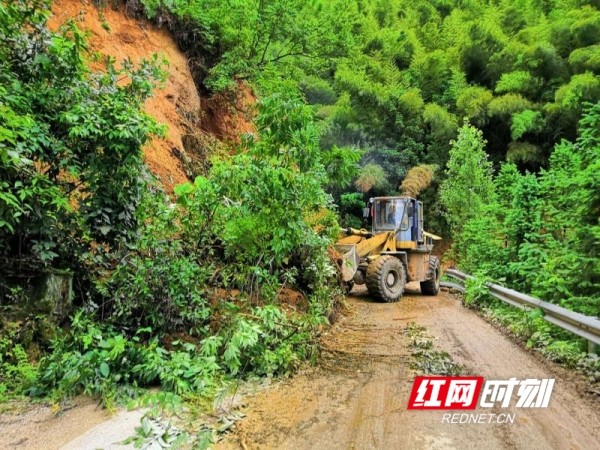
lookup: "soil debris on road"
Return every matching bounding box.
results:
[1,285,598,450]
[217,284,600,450]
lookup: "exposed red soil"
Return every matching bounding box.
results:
[432,237,454,270]
[48,0,198,192]
[201,82,257,143]
[48,0,255,192]
[277,287,308,312]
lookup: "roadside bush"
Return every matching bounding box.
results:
[462,275,493,308]
[31,301,319,406]
[58,90,344,405]
[95,187,214,333]
[0,340,37,401]
[465,277,591,375]
[448,104,600,317]
[0,0,165,293]
[541,341,585,368]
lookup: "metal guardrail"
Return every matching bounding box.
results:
[444,269,600,347]
[440,281,465,293]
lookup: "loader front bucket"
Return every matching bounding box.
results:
[335,244,359,282]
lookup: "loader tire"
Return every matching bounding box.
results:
[342,280,354,295]
[420,256,441,296]
[366,255,406,302]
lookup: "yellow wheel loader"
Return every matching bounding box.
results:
[336,196,442,302]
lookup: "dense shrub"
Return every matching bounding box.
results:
[0,1,346,407]
[445,103,600,371]
[0,0,165,282]
[30,305,317,407]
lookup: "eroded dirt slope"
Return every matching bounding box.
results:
[218,285,600,450]
[48,0,256,192]
[49,0,199,192]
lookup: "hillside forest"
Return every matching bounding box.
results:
[1,0,599,424]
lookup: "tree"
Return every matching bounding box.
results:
[355,163,388,193]
[139,0,359,92]
[536,101,600,314]
[440,122,496,262]
[441,123,495,232]
[0,0,164,272]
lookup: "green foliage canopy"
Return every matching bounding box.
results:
[0,0,165,270]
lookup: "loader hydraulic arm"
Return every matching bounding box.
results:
[340,228,373,238]
[338,228,398,258]
[355,232,390,257]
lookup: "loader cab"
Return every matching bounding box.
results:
[370,196,424,244]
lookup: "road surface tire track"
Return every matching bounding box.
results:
[218,284,600,450]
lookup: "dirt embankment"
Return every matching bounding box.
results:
[217,285,600,450]
[48,0,255,193]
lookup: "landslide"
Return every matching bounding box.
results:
[47,0,255,192]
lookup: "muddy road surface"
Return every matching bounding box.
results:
[218,284,600,450]
[1,396,109,449]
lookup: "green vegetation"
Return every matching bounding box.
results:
[0,0,347,410]
[129,0,600,231]
[443,104,600,316]
[442,103,600,373]
[127,0,600,310]
[0,0,166,267]
[405,322,465,376]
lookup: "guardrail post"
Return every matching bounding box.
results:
[588,341,599,355]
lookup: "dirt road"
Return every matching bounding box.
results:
[219,284,600,450]
[1,396,109,449]
[2,286,598,449]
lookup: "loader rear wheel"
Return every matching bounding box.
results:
[420,256,441,296]
[366,255,406,302]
